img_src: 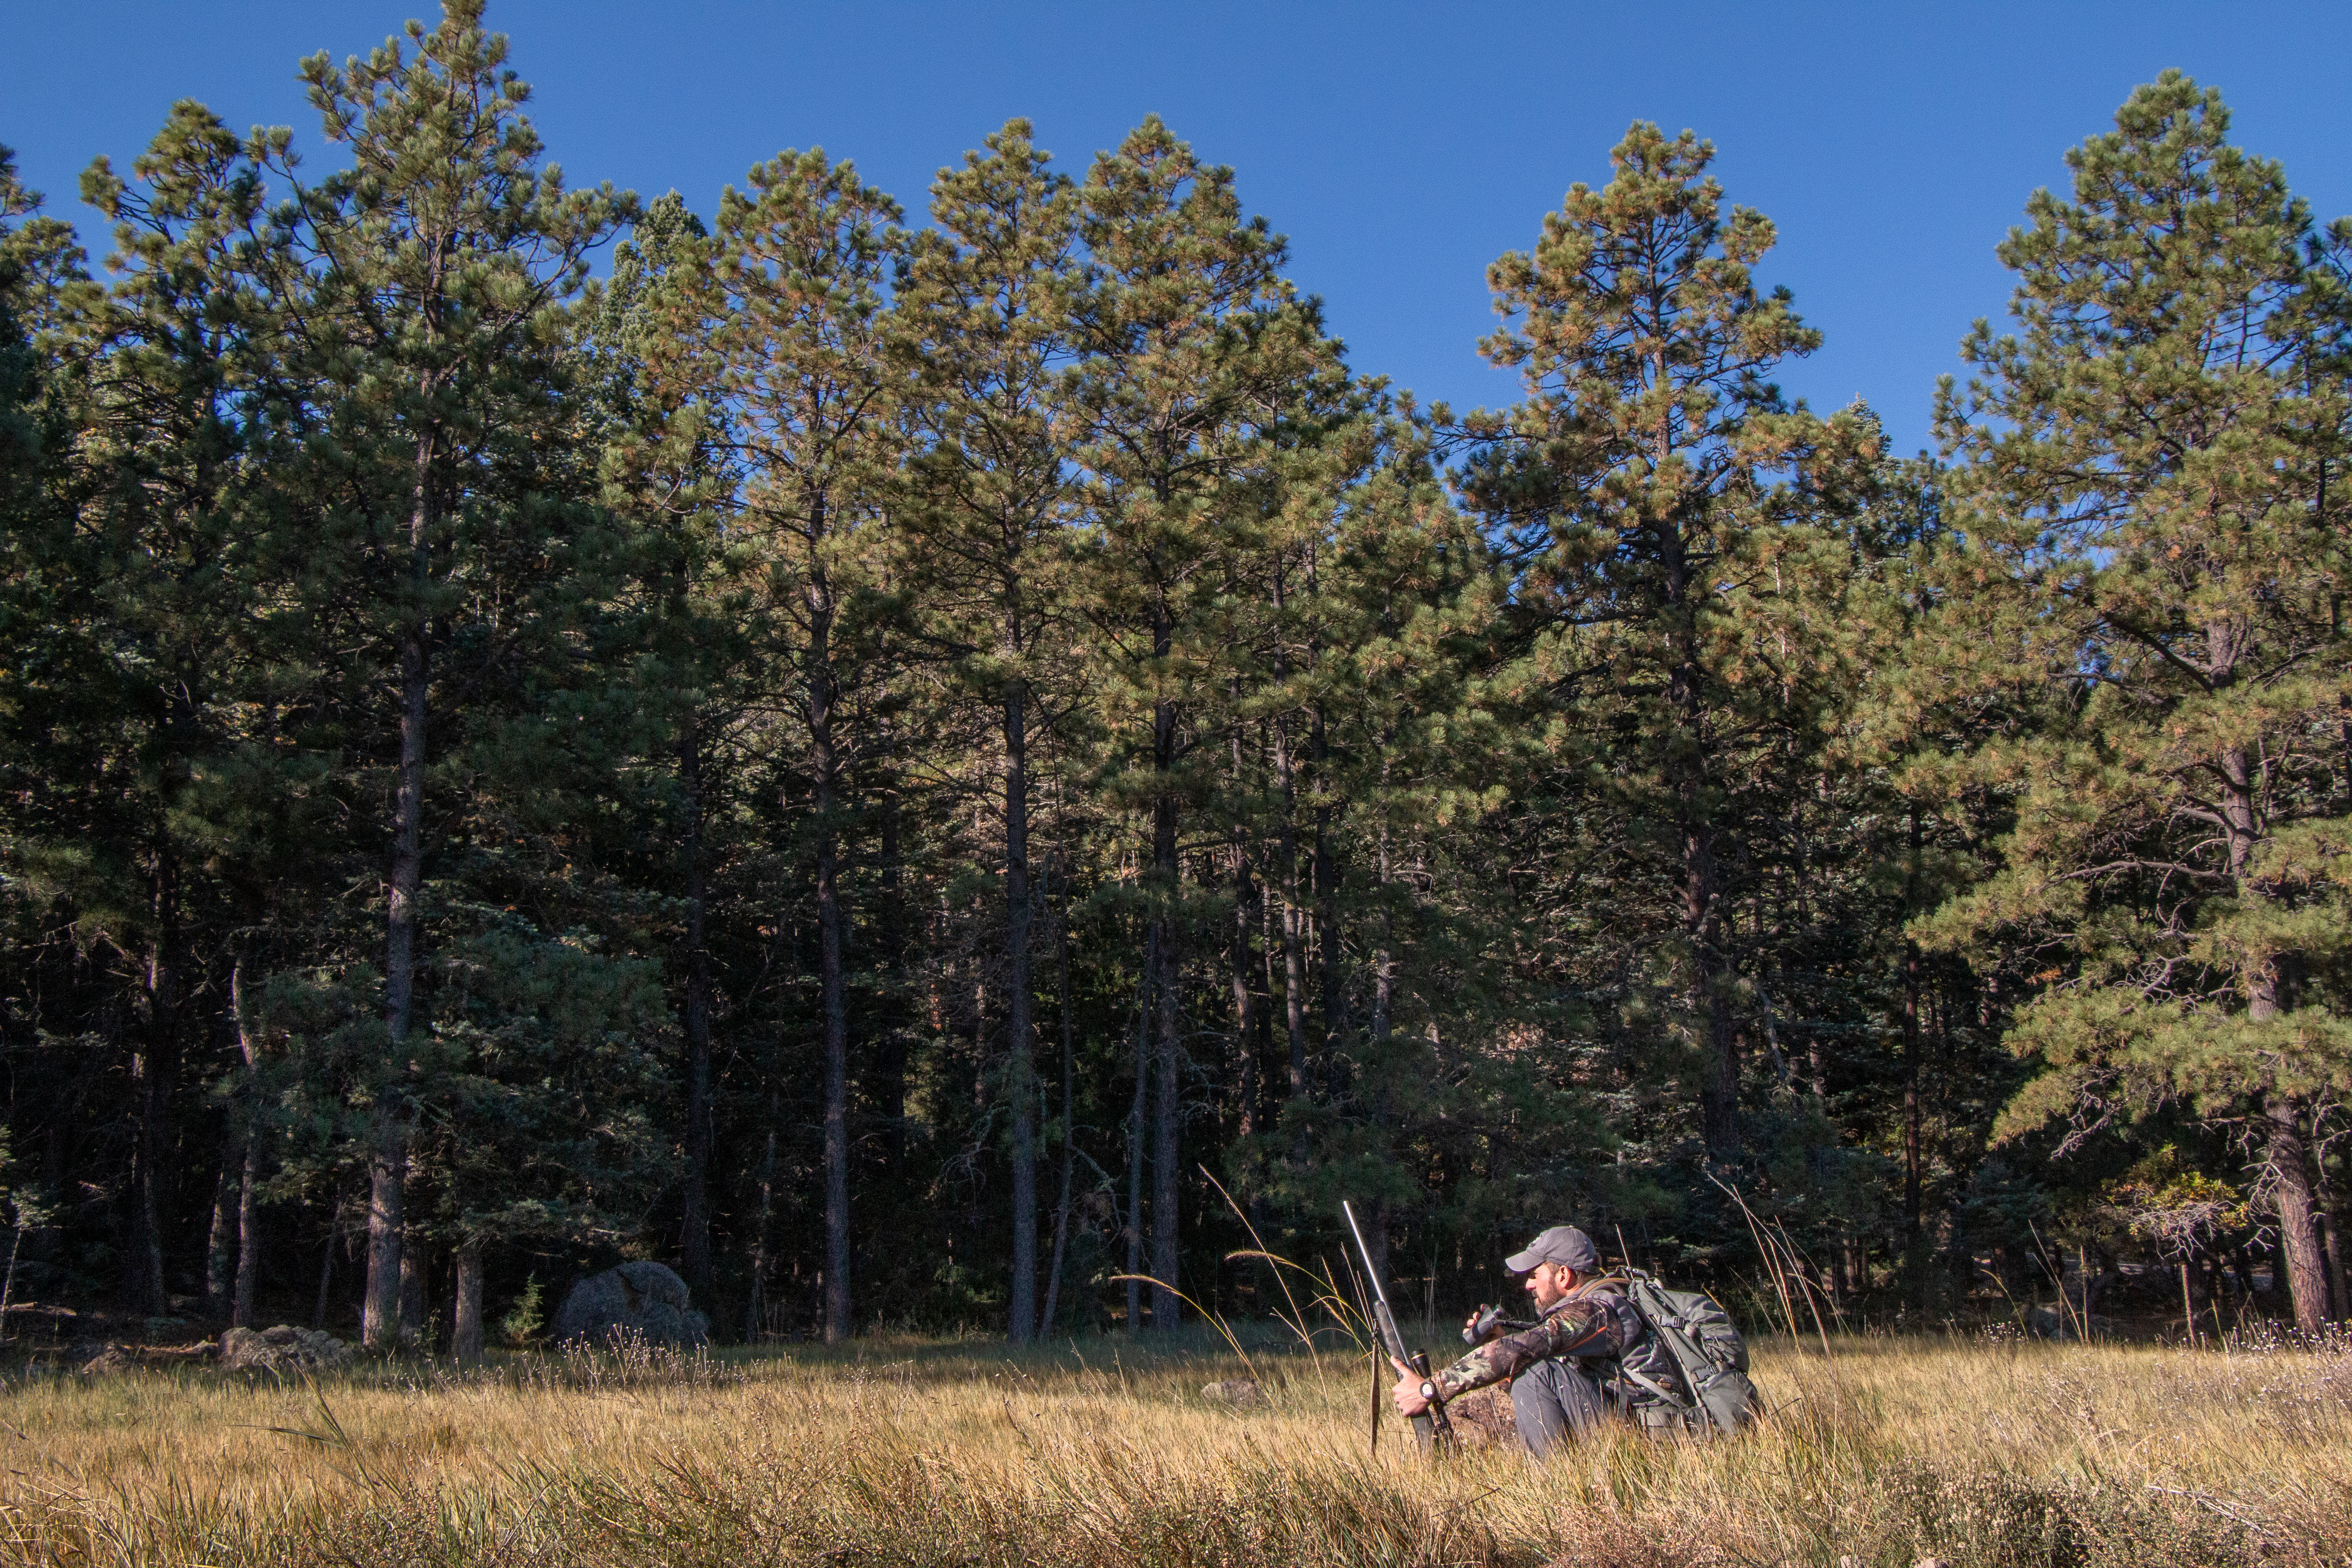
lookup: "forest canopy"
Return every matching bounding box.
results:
[3,0,2349,1351]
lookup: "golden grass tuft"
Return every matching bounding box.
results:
[0,1329,2347,1566]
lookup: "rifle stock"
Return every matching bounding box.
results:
[1343,1200,1452,1448]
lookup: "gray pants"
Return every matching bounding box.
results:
[1511,1357,1610,1456]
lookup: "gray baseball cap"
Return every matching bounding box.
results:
[1504,1225,1599,1275]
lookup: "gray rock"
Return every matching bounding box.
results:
[550,1261,708,1350]
[1200,1378,1260,1405]
[77,1345,137,1375]
[219,1325,352,1374]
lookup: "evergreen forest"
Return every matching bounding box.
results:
[4,0,2351,1354]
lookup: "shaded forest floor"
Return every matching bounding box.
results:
[0,1327,2346,1566]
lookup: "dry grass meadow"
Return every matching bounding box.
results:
[0,1325,2347,1568]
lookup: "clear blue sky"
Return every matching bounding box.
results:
[7,2,2349,456]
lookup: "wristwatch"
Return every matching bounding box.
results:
[1419,1379,1440,1404]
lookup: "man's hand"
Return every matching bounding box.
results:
[1388,1355,1434,1418]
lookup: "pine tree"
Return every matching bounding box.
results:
[891,120,1080,1341]
[70,104,290,1314]
[585,189,738,1302]
[688,148,903,1344]
[1917,74,2352,1329]
[1068,118,1342,1328]
[288,0,632,1348]
[1459,122,1876,1168]
[0,153,110,1305]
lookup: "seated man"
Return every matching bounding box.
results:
[1388,1224,1645,1455]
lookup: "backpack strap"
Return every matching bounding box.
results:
[1615,1363,1690,1409]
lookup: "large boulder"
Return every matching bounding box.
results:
[76,1344,138,1375]
[550,1261,708,1350]
[218,1325,353,1375]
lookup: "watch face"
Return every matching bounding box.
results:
[1420,1381,1438,1400]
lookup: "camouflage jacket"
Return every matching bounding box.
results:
[1432,1280,1645,1401]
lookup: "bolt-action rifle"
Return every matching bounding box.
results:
[1342,1200,1453,1449]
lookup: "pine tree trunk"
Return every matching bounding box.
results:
[1148,589,1182,1334]
[971,966,990,1109]
[1151,884,1182,1333]
[679,710,714,1299]
[132,844,177,1316]
[1274,719,1308,1166]
[369,426,444,1353]
[2225,741,2329,1329]
[1674,675,1736,1160]
[1004,665,1038,1343]
[451,1236,484,1363]
[399,1234,426,1345]
[2319,1178,2349,1322]
[1692,829,1736,1160]
[1257,883,1278,1149]
[1040,892,1077,1337]
[369,600,430,1353]
[205,1164,233,1318]
[2263,1096,2330,1332]
[878,791,908,1170]
[362,1145,407,1351]
[233,1137,260,1330]
[745,1124,776,1341]
[1125,928,1152,1334]
[1367,805,1398,1294]
[370,421,435,1354]
[1903,939,1926,1288]
[1312,714,1344,1100]
[813,684,851,1345]
[1230,829,1258,1139]
[312,1228,335,1331]
[1903,807,1926,1302]
[1270,571,1310,1165]
[1364,799,1392,1298]
[231,953,261,1329]
[1229,707,1258,1140]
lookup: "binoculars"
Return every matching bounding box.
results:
[1463,1303,1528,1345]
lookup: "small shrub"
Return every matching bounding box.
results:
[499,1275,544,1348]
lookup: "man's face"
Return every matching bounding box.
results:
[1522,1261,1577,1309]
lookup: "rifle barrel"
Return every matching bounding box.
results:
[1342,1202,1397,1339]
[1343,1200,1449,1449]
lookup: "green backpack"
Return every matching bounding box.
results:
[1610,1269,1761,1436]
